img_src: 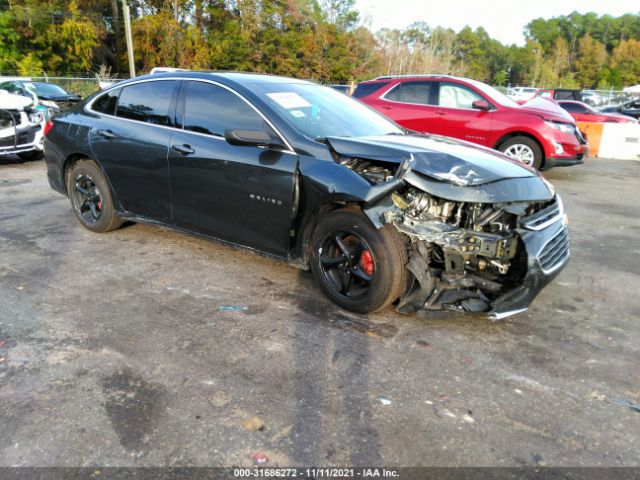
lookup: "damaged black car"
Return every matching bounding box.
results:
[44,72,570,319]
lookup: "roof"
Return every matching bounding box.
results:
[131,71,315,86]
[360,74,471,84]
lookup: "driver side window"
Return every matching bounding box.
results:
[438,82,483,109]
[181,81,264,137]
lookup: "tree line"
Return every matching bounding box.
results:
[0,1,639,88]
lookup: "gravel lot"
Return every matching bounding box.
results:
[0,157,638,467]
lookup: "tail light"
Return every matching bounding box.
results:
[43,120,54,137]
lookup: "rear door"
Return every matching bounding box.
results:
[431,81,494,146]
[89,80,178,221]
[373,81,438,133]
[168,80,298,257]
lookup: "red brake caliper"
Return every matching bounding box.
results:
[360,250,375,276]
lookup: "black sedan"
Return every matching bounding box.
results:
[0,80,81,111]
[44,72,569,319]
[599,97,640,119]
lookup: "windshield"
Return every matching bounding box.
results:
[466,79,520,108]
[28,82,68,96]
[253,83,402,140]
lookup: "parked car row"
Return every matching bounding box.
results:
[0,80,81,114]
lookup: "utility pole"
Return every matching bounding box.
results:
[122,0,135,78]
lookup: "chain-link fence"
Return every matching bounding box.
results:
[0,73,128,99]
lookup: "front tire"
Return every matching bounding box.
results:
[66,159,123,233]
[310,208,408,314]
[498,136,543,170]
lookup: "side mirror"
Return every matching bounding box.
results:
[472,99,492,111]
[225,129,274,147]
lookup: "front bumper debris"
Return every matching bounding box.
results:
[388,194,569,320]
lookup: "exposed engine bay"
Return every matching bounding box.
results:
[338,155,563,317]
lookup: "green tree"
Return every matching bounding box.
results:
[610,38,640,86]
[574,34,607,87]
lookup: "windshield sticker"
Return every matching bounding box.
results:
[290,110,306,118]
[267,92,311,109]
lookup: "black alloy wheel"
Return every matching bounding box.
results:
[66,159,123,233]
[71,173,103,223]
[319,231,376,300]
[310,208,408,314]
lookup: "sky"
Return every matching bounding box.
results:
[354,0,639,45]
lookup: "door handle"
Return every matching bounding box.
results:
[435,111,446,115]
[96,129,115,139]
[380,105,392,110]
[171,144,195,155]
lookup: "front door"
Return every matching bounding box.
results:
[432,81,494,146]
[168,80,298,257]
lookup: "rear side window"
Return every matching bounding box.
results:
[91,88,121,115]
[384,81,434,105]
[116,81,177,125]
[181,81,264,137]
[352,82,390,99]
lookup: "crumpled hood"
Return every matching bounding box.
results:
[519,97,576,123]
[327,133,538,186]
[0,91,34,110]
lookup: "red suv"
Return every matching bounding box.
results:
[354,75,588,170]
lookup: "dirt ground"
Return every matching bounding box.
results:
[0,157,638,467]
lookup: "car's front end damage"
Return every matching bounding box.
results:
[0,92,46,157]
[325,134,570,319]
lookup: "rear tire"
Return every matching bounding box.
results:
[498,136,543,170]
[310,208,408,314]
[66,159,123,233]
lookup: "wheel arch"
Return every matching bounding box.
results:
[61,153,91,194]
[494,132,546,167]
[293,200,364,269]
[61,153,123,212]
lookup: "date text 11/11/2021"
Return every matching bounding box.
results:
[233,467,400,478]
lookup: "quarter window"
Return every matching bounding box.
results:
[116,81,177,125]
[91,88,121,115]
[384,81,434,105]
[182,81,264,137]
[438,82,484,109]
[352,81,391,99]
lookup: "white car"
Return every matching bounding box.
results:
[507,86,539,103]
[0,90,46,160]
[581,91,603,107]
